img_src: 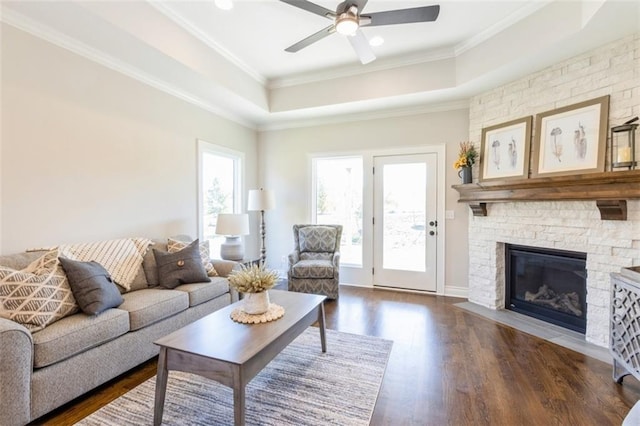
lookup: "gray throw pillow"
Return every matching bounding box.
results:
[153,239,209,289]
[58,257,124,315]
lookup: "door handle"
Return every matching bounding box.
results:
[429,220,437,227]
[429,231,435,236]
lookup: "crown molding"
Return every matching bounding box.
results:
[1,7,256,129]
[259,99,470,132]
[454,1,552,56]
[148,1,267,86]
[268,46,456,90]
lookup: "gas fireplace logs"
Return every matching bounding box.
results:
[524,284,582,317]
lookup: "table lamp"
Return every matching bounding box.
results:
[215,213,250,261]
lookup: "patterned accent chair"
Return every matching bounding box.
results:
[288,224,342,300]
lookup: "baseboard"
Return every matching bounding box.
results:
[341,282,468,299]
[339,282,371,288]
[444,285,468,298]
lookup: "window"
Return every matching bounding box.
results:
[313,156,363,266]
[197,140,243,258]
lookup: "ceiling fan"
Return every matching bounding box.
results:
[280,0,440,65]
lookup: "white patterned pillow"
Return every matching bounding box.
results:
[58,238,152,291]
[167,238,218,277]
[0,250,78,332]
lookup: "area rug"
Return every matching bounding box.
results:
[77,328,393,425]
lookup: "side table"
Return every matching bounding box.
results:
[611,267,640,383]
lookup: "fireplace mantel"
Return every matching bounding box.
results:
[452,169,640,220]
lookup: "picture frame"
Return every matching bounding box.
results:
[531,95,609,178]
[479,116,532,182]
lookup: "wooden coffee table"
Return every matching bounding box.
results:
[153,290,327,426]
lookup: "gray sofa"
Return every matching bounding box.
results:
[0,243,238,426]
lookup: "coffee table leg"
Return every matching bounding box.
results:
[154,347,169,426]
[318,302,326,353]
[233,385,246,426]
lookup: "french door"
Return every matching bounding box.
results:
[373,154,438,291]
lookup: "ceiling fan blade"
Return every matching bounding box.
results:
[347,29,376,64]
[363,5,440,27]
[279,0,335,19]
[285,25,335,53]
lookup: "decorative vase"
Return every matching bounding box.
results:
[458,166,472,184]
[243,291,270,315]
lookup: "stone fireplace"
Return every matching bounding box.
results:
[462,33,640,349]
[467,200,640,347]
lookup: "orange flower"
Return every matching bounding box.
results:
[453,141,477,170]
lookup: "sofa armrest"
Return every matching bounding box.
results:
[229,287,240,303]
[212,259,240,302]
[0,318,34,426]
[211,259,238,278]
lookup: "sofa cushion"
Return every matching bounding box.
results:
[175,277,229,307]
[58,258,124,315]
[291,259,335,279]
[168,237,218,277]
[0,250,78,332]
[299,226,338,253]
[32,309,129,368]
[153,240,209,289]
[118,289,189,331]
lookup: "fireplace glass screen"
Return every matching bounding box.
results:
[505,244,587,333]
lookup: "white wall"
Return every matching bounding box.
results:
[258,110,470,294]
[0,24,258,254]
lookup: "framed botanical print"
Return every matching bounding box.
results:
[480,116,532,182]
[531,96,609,178]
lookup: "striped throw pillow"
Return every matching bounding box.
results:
[58,238,152,291]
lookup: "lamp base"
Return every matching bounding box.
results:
[220,236,244,261]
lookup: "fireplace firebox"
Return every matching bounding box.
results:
[505,244,587,333]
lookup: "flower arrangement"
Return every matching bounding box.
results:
[453,141,478,170]
[228,263,279,293]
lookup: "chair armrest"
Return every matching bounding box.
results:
[211,259,238,278]
[0,318,33,426]
[332,252,341,267]
[288,251,300,266]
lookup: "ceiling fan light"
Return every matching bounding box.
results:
[335,15,359,35]
[369,36,384,47]
[214,0,233,11]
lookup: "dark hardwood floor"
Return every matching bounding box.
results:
[37,286,640,425]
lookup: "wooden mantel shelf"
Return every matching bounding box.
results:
[452,169,640,220]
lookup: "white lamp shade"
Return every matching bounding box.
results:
[215,213,250,236]
[248,188,276,211]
